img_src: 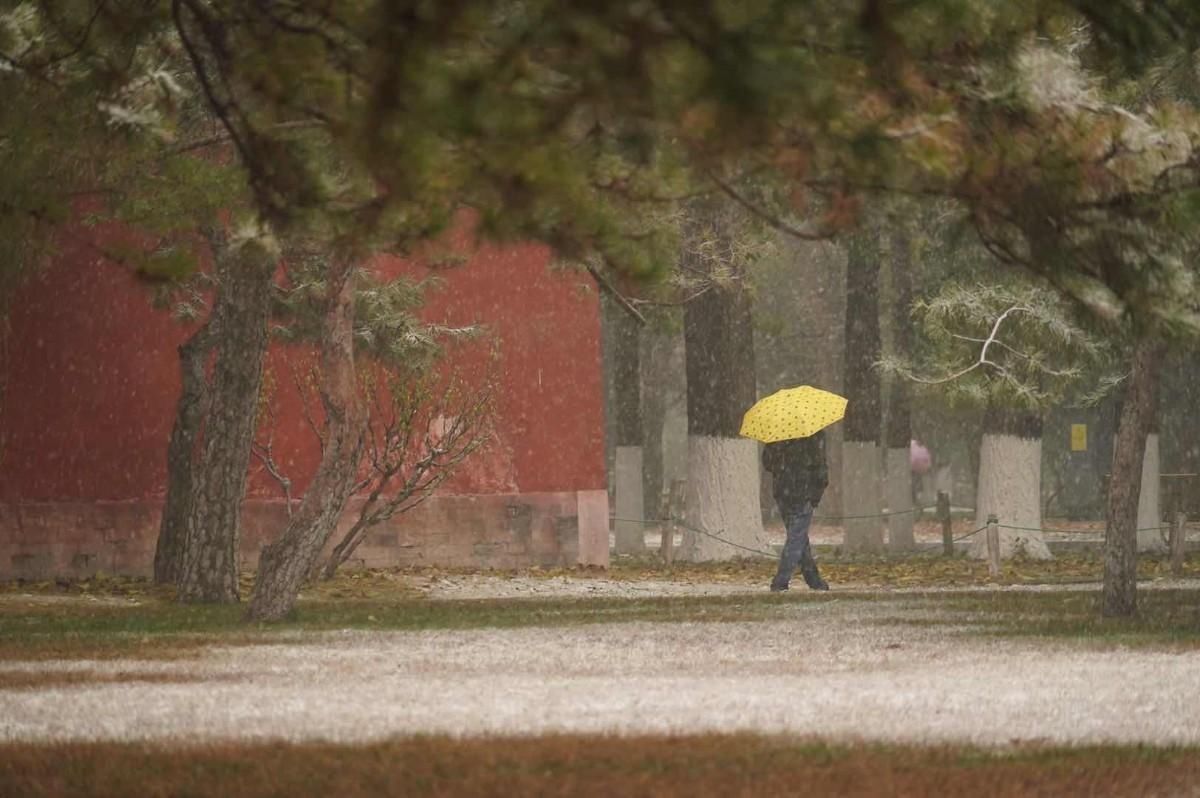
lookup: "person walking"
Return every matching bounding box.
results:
[763,430,830,592]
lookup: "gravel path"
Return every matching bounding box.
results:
[3,586,1199,748]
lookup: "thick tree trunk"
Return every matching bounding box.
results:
[972,407,1051,560]
[248,263,364,622]
[885,226,915,551]
[842,232,883,551]
[154,318,216,585]
[1103,335,1166,617]
[609,298,645,554]
[680,258,766,561]
[177,236,277,604]
[683,435,765,560]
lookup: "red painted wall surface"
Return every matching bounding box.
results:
[0,227,605,503]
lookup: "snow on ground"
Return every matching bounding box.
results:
[3,579,1199,748]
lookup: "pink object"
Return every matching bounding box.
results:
[910,440,932,474]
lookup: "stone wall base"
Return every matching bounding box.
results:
[0,491,610,581]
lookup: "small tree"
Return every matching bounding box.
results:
[885,277,1114,559]
[322,363,495,577]
[248,258,496,583]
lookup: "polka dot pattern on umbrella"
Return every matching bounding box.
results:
[739,385,848,443]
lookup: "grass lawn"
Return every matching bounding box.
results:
[1,556,1197,662]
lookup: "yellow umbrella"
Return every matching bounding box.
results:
[739,385,847,443]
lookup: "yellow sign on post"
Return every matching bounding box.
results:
[1070,424,1088,452]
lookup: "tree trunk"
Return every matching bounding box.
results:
[640,327,672,518]
[247,262,364,622]
[1103,335,1166,617]
[176,235,277,604]
[608,297,645,554]
[885,225,915,551]
[1136,420,1164,553]
[153,317,216,585]
[842,232,883,552]
[680,248,765,561]
[971,407,1051,560]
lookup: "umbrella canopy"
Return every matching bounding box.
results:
[739,385,848,443]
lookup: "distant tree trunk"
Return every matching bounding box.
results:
[609,298,645,554]
[640,328,671,517]
[176,235,277,604]
[971,407,1051,560]
[842,232,883,552]
[154,318,216,585]
[680,243,765,561]
[247,262,364,622]
[1136,406,1163,552]
[1104,335,1167,617]
[885,226,915,551]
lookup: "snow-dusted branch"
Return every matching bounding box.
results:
[900,304,1033,385]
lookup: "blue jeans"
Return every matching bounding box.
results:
[771,503,827,591]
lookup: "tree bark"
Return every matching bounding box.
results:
[153,317,216,585]
[1103,335,1166,618]
[971,406,1051,560]
[640,328,671,517]
[684,277,756,442]
[885,225,915,550]
[1136,395,1164,552]
[247,261,364,622]
[842,232,884,551]
[679,224,765,561]
[608,297,645,554]
[1136,431,1163,551]
[176,235,277,604]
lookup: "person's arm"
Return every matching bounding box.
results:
[762,443,778,474]
[814,435,829,487]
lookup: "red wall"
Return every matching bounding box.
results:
[0,227,605,502]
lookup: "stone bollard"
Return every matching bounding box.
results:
[1170,511,1187,577]
[661,479,686,566]
[986,514,1001,578]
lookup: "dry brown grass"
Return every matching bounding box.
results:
[1,734,1197,797]
[609,550,1200,587]
[0,670,232,690]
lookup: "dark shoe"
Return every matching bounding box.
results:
[769,583,789,593]
[808,579,829,591]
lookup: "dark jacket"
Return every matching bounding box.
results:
[762,432,829,511]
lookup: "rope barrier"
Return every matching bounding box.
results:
[611,515,777,559]
[813,505,940,522]
[952,525,989,543]
[610,515,1169,556]
[677,523,779,559]
[996,523,1170,535]
[611,515,989,557]
[624,504,950,525]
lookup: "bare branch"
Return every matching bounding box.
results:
[251,440,295,517]
[318,362,497,578]
[585,260,647,325]
[287,359,327,451]
[705,171,835,242]
[895,305,1033,385]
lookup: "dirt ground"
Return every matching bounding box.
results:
[2,577,1199,749]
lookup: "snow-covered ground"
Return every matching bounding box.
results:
[3,580,1198,748]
